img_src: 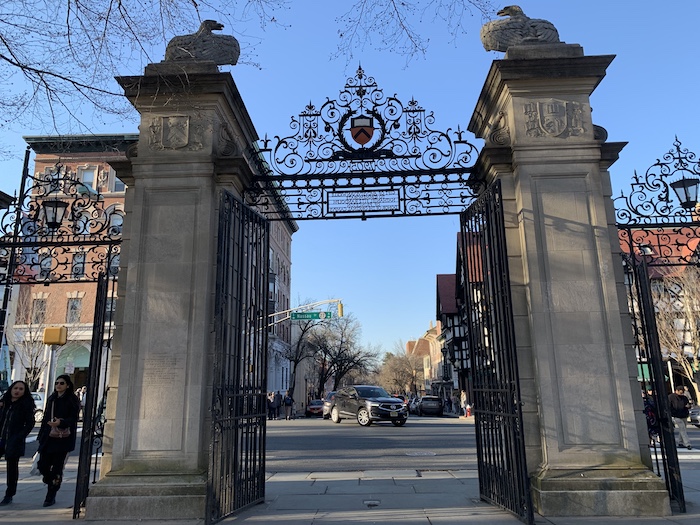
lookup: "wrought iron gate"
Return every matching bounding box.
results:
[459,180,533,524]
[0,147,122,518]
[73,271,118,517]
[207,190,269,523]
[623,255,685,511]
[613,138,700,512]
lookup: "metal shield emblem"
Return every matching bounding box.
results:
[162,116,190,149]
[350,116,374,146]
[537,101,567,137]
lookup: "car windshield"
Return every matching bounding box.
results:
[356,386,390,398]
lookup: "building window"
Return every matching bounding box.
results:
[66,298,82,323]
[109,212,123,235]
[32,298,47,324]
[79,167,95,188]
[108,253,120,277]
[114,176,125,192]
[72,252,85,278]
[106,297,117,315]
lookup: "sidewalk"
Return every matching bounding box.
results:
[1,434,699,524]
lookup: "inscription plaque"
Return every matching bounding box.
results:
[328,190,400,213]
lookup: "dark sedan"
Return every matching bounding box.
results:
[329,385,408,426]
[416,395,443,416]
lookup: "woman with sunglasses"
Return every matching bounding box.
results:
[37,374,80,507]
[0,380,36,506]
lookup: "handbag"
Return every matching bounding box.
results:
[48,403,70,439]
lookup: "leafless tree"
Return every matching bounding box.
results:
[651,266,700,401]
[283,310,325,395]
[306,313,378,395]
[0,1,494,150]
[334,0,494,64]
[377,340,424,394]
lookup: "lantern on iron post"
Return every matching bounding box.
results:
[42,199,69,230]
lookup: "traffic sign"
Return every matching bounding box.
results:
[290,311,333,320]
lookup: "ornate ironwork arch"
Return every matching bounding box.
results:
[246,66,482,220]
[0,157,123,284]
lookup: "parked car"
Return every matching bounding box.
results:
[416,395,443,417]
[31,392,46,423]
[329,385,408,427]
[322,391,336,419]
[690,405,700,428]
[305,399,324,417]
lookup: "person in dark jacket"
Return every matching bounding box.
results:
[668,385,692,449]
[37,374,80,507]
[0,380,36,505]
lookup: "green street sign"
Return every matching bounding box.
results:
[290,311,333,320]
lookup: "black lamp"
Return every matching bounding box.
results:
[43,199,69,230]
[670,176,700,210]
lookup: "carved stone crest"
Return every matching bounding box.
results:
[147,115,205,151]
[524,99,584,138]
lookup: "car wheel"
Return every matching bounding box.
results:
[392,419,406,427]
[34,409,44,423]
[331,406,342,423]
[357,408,372,426]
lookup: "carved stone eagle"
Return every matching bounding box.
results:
[480,5,560,52]
[165,20,240,66]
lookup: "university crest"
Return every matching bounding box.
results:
[524,99,584,138]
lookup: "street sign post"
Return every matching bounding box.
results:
[290,311,333,320]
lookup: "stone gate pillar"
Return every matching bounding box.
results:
[468,44,670,516]
[86,59,258,519]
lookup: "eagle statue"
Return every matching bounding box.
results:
[165,20,240,66]
[480,5,560,53]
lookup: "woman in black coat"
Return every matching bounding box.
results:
[0,380,36,505]
[37,374,80,507]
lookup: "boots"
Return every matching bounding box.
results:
[0,495,12,506]
[43,483,59,507]
[43,490,56,507]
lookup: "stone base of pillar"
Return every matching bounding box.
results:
[85,473,207,521]
[531,468,671,517]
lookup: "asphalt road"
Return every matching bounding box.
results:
[265,414,478,472]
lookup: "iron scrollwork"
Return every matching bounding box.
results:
[615,137,700,225]
[0,162,122,285]
[247,66,481,220]
[615,138,700,267]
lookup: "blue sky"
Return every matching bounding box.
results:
[1,1,698,354]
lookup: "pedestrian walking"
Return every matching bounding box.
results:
[267,392,275,420]
[273,391,282,419]
[36,374,80,507]
[0,381,36,506]
[283,391,295,420]
[668,385,692,450]
[460,390,468,417]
